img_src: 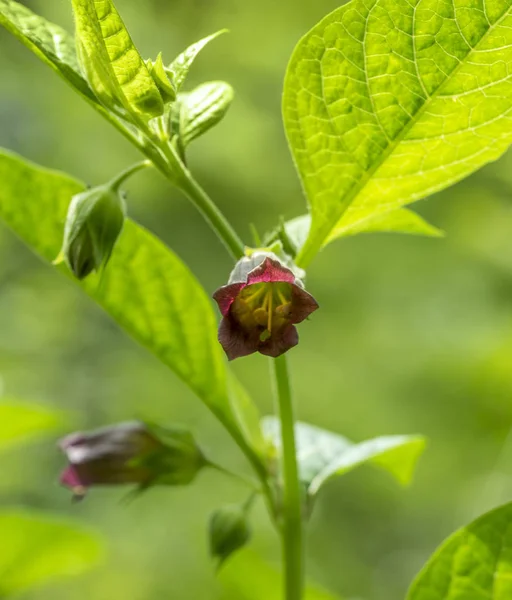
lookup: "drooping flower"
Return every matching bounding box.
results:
[213,252,319,360]
[59,421,206,499]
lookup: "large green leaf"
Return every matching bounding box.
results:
[0,509,103,596]
[407,502,512,600]
[282,208,442,256]
[0,150,263,462]
[219,550,341,600]
[0,0,97,104]
[71,0,164,118]
[0,401,64,452]
[263,418,425,496]
[0,1,151,157]
[284,0,512,267]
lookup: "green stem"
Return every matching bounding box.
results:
[103,106,244,260]
[207,460,261,491]
[178,170,245,260]
[85,103,269,507]
[109,160,152,191]
[272,355,304,600]
[133,116,245,261]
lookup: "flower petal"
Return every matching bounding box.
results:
[60,465,88,489]
[213,283,246,316]
[218,314,259,360]
[290,285,319,323]
[259,324,299,358]
[247,257,295,285]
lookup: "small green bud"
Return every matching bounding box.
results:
[209,504,251,568]
[170,82,234,150]
[58,162,150,280]
[60,183,125,280]
[146,53,176,104]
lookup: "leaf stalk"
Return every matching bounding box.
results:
[108,160,152,192]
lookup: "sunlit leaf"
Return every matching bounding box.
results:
[71,0,164,118]
[166,30,227,92]
[0,509,104,596]
[407,502,512,600]
[263,418,425,496]
[0,0,97,104]
[0,401,64,452]
[283,0,512,267]
[0,1,150,153]
[281,209,443,256]
[219,549,341,600]
[172,81,234,147]
[0,150,264,465]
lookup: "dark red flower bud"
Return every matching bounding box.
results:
[213,252,319,360]
[59,421,206,499]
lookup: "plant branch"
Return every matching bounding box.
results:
[129,115,246,261]
[207,460,261,491]
[87,105,268,510]
[108,160,152,191]
[89,105,245,260]
[178,170,245,260]
[272,355,304,600]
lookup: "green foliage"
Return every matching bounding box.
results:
[279,209,443,256]
[283,0,512,267]
[172,82,234,150]
[0,150,264,463]
[0,509,104,597]
[334,209,444,240]
[166,30,227,92]
[407,502,512,600]
[3,0,511,597]
[263,418,425,496]
[71,0,164,119]
[0,0,97,104]
[0,401,64,452]
[0,0,157,168]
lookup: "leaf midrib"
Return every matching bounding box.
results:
[296,0,512,268]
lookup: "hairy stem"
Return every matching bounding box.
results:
[272,355,304,600]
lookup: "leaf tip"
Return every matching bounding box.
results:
[394,435,428,487]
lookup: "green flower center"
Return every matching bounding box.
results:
[232,282,292,342]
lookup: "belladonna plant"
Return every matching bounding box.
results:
[2,0,512,599]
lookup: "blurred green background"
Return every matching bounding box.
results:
[2,0,512,599]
